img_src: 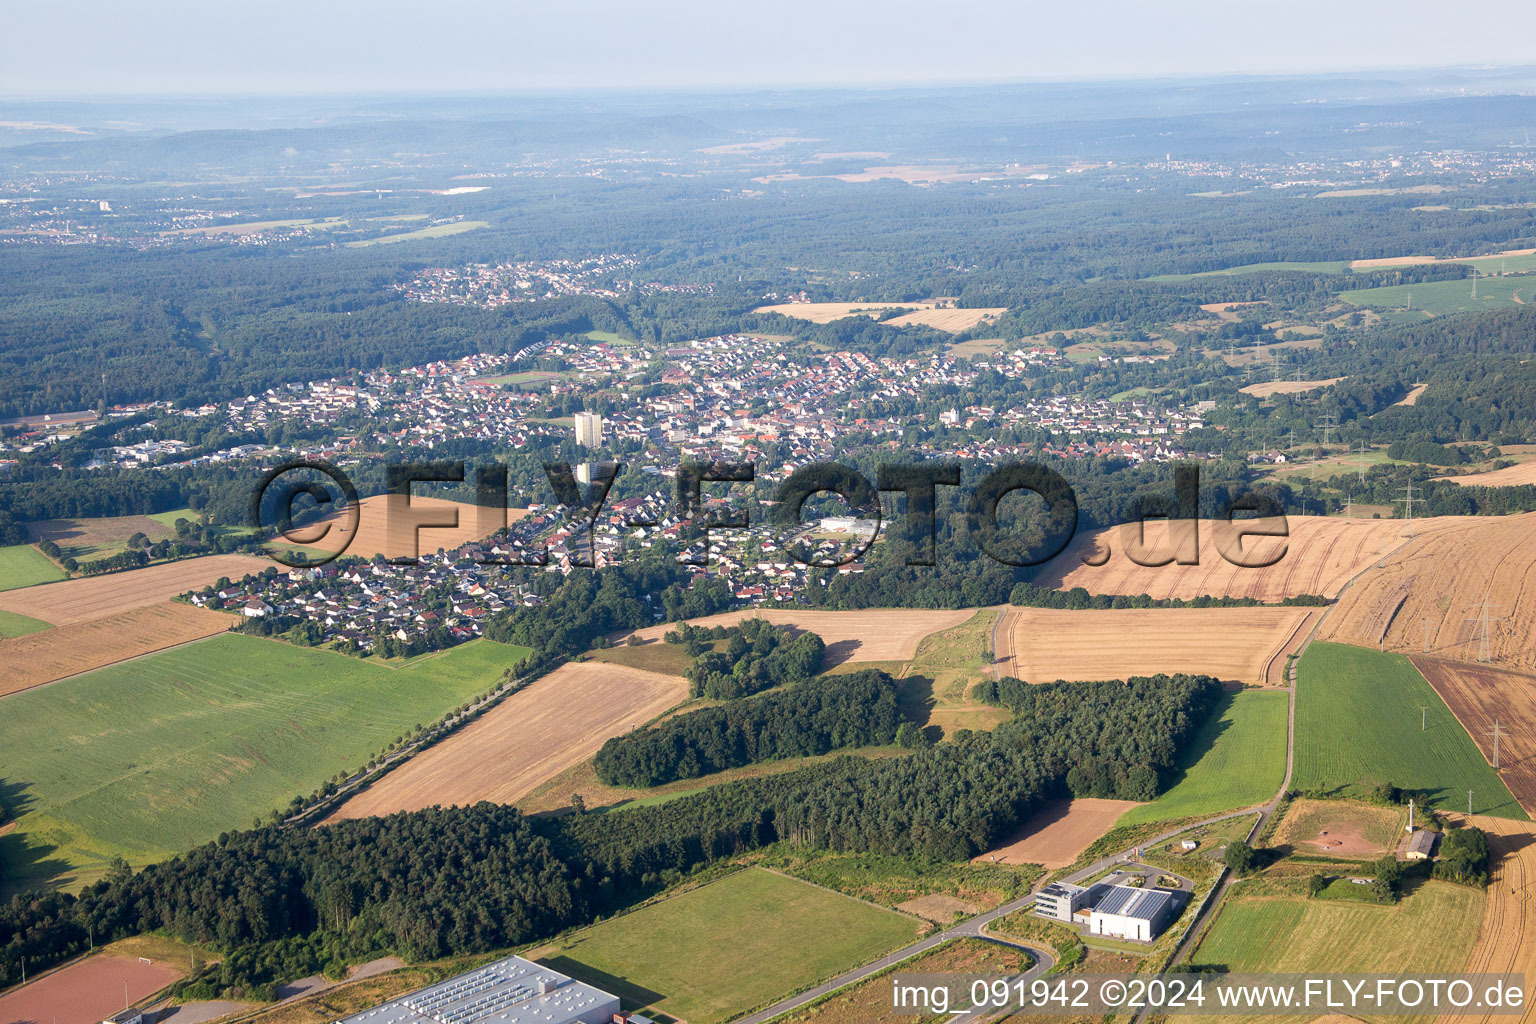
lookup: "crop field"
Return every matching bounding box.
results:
[0,542,66,591]
[1292,643,1525,818]
[1193,881,1484,1015]
[344,220,489,246]
[1437,460,1536,487]
[1239,377,1347,398]
[1117,690,1289,826]
[995,606,1318,686]
[976,798,1142,868]
[1271,799,1406,858]
[1319,512,1536,670]
[328,661,688,819]
[948,336,1006,357]
[0,607,49,638]
[882,306,1007,332]
[1450,813,1536,1024]
[0,635,529,890]
[0,953,184,1024]
[0,601,235,697]
[1040,516,1447,603]
[1351,246,1536,271]
[1145,261,1349,281]
[771,938,1032,1024]
[0,553,269,624]
[163,216,348,236]
[532,868,921,1024]
[618,607,975,665]
[285,493,528,561]
[1412,657,1536,815]
[25,512,176,560]
[1339,276,1529,315]
[753,300,930,323]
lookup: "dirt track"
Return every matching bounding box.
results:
[0,554,269,625]
[0,602,235,696]
[618,607,974,666]
[327,662,689,818]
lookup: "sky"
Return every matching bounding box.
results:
[5,0,1536,97]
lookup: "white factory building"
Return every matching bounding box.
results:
[1088,885,1178,942]
[333,954,647,1024]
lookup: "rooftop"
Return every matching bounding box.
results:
[332,955,617,1024]
[1092,884,1175,921]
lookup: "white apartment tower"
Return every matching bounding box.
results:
[574,410,603,448]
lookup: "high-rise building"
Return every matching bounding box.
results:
[574,410,603,448]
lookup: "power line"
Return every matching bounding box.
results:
[1464,600,1507,664]
[1488,719,1504,770]
[1396,481,1423,536]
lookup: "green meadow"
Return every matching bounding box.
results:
[0,634,530,891]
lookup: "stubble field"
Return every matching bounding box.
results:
[974,798,1142,868]
[617,607,975,665]
[1039,516,1451,602]
[1412,657,1536,815]
[1443,814,1536,1024]
[1320,512,1536,669]
[0,553,270,624]
[328,661,690,818]
[995,606,1319,686]
[287,493,528,560]
[0,601,235,696]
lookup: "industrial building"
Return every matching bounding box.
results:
[1088,884,1178,942]
[332,954,638,1024]
[1033,882,1092,922]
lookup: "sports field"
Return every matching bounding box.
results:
[534,868,921,1024]
[1194,881,1484,1016]
[0,953,184,1024]
[1292,642,1525,818]
[0,542,66,591]
[1117,689,1289,825]
[0,634,530,890]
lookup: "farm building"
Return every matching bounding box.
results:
[1088,884,1178,941]
[1405,830,1442,861]
[103,1012,144,1024]
[1034,882,1092,922]
[333,954,622,1024]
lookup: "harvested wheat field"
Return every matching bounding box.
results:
[1039,516,1437,603]
[0,553,269,625]
[0,601,234,696]
[1395,383,1429,406]
[1437,461,1536,488]
[1413,657,1536,814]
[995,606,1319,686]
[1320,513,1536,669]
[616,607,975,666]
[882,306,1007,332]
[292,493,528,560]
[974,798,1141,868]
[328,662,689,819]
[753,300,933,324]
[1239,377,1347,398]
[1438,813,1536,1024]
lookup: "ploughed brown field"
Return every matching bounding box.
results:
[1040,516,1459,603]
[616,607,975,666]
[0,954,182,1024]
[1413,657,1536,815]
[1321,512,1536,669]
[0,553,270,625]
[327,662,689,818]
[0,601,235,697]
[994,606,1320,686]
[288,493,529,560]
[1437,814,1536,1024]
[973,798,1141,868]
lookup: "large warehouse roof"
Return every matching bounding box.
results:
[1093,885,1174,921]
[334,955,618,1024]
